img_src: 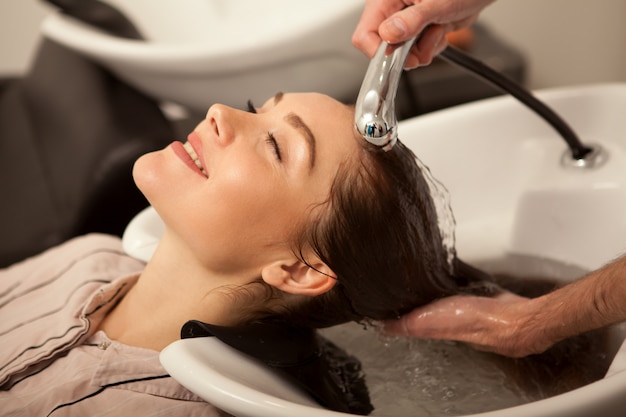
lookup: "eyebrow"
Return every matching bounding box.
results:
[284,112,316,170]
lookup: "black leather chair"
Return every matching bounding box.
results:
[0,38,175,267]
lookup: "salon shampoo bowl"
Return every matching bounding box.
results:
[40,0,368,112]
[122,83,626,417]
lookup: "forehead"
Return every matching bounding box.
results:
[264,91,362,160]
[262,91,347,112]
[273,93,355,133]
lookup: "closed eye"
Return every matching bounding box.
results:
[248,100,281,162]
[266,132,282,162]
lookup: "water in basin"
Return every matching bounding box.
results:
[320,253,621,417]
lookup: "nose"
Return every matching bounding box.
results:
[205,104,237,147]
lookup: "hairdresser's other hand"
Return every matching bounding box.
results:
[352,0,495,69]
[383,291,555,358]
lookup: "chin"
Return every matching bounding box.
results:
[132,152,166,205]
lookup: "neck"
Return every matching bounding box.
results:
[99,231,257,351]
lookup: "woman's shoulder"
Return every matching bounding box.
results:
[0,234,144,389]
[58,233,125,254]
[0,233,143,282]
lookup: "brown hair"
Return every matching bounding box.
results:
[227,134,494,328]
[267,138,488,328]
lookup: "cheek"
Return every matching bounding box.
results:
[170,183,301,273]
[206,175,284,233]
[187,178,302,252]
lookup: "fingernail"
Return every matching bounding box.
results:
[383,18,407,40]
[404,63,419,70]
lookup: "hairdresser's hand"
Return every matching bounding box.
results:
[383,291,555,358]
[352,0,495,69]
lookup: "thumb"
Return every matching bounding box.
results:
[379,7,429,44]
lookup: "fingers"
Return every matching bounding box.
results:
[353,0,495,68]
[353,0,408,57]
[382,293,540,357]
[351,30,383,59]
[383,295,469,339]
[352,1,446,67]
[378,3,432,45]
[404,24,448,69]
[355,9,454,69]
[383,313,411,336]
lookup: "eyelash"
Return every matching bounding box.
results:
[246,100,256,114]
[247,100,282,162]
[265,132,282,161]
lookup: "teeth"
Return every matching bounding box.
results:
[183,141,208,177]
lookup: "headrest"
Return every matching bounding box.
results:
[181,320,373,415]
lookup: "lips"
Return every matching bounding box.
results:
[172,135,208,178]
[182,142,208,177]
[187,131,207,172]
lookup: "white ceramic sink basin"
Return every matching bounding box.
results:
[410,83,626,271]
[122,83,626,417]
[40,0,368,112]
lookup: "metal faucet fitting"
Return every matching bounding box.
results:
[354,38,416,151]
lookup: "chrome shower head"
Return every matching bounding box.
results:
[354,38,416,151]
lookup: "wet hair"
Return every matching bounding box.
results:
[256,138,493,328]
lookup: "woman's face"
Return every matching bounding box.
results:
[133,92,359,278]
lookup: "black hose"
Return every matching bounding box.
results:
[439,46,592,160]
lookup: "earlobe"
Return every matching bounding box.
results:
[261,258,336,296]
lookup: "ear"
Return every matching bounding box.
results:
[261,255,336,297]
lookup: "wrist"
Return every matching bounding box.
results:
[520,294,570,354]
[515,265,626,355]
[501,295,559,356]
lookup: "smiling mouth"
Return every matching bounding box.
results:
[183,141,208,177]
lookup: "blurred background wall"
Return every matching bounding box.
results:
[479,0,626,88]
[0,1,53,77]
[1,1,625,88]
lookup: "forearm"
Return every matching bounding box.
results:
[385,254,626,357]
[521,255,626,351]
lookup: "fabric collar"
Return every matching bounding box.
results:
[90,331,206,402]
